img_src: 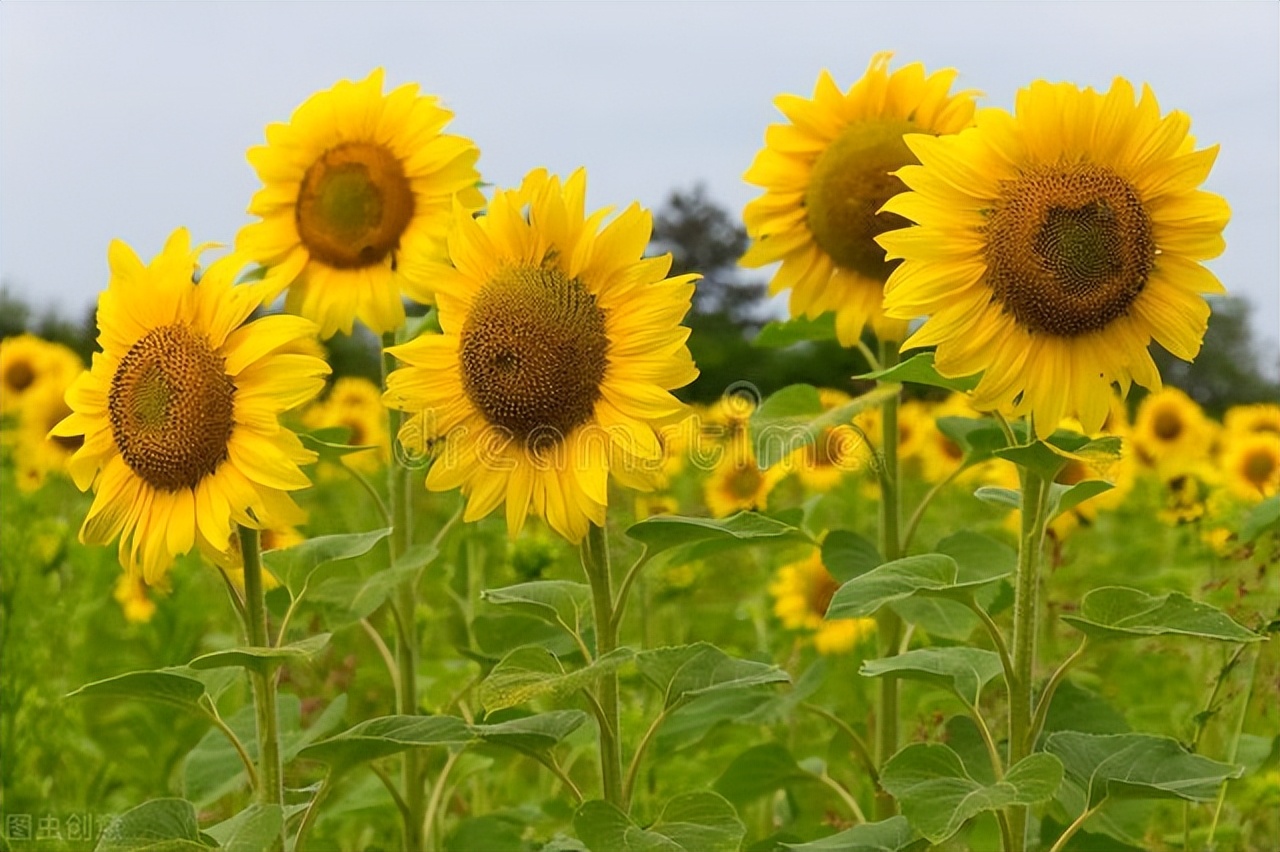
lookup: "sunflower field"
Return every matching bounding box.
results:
[2,57,1278,852]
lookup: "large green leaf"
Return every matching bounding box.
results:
[262,527,391,592]
[781,817,917,851]
[1061,587,1260,643]
[820,531,881,583]
[749,383,896,469]
[635,642,789,710]
[860,352,979,392]
[880,744,1062,843]
[95,799,212,852]
[298,543,438,628]
[625,512,809,557]
[482,581,594,639]
[826,553,1010,620]
[753,313,838,348]
[203,804,283,852]
[713,742,814,803]
[298,715,473,772]
[187,633,331,674]
[574,791,745,852]
[1241,494,1280,542]
[68,668,209,711]
[477,646,634,713]
[471,710,588,754]
[860,647,1004,707]
[1045,731,1244,806]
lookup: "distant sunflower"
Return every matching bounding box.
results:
[1224,403,1280,438]
[704,438,785,518]
[15,377,82,492]
[52,230,330,582]
[1131,387,1213,467]
[792,390,870,492]
[742,53,978,345]
[384,169,698,542]
[771,552,875,655]
[303,376,390,472]
[1,335,81,416]
[238,70,484,338]
[880,78,1230,438]
[1221,432,1280,501]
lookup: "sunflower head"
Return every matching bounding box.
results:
[704,437,784,518]
[238,70,484,338]
[1,335,82,416]
[880,78,1230,438]
[1131,387,1213,467]
[770,551,875,655]
[1222,432,1280,501]
[384,169,698,542]
[54,229,331,582]
[742,53,978,346]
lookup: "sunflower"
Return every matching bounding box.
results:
[1131,387,1213,467]
[1221,432,1280,501]
[771,551,876,655]
[52,229,331,582]
[14,376,82,492]
[742,53,978,346]
[704,435,785,518]
[238,69,484,339]
[1,334,81,416]
[302,376,390,473]
[383,169,698,542]
[791,389,871,492]
[1224,403,1280,438]
[879,78,1230,439]
[113,573,162,624]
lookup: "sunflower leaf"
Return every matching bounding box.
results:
[827,553,1011,621]
[470,710,588,755]
[858,352,980,392]
[750,383,896,469]
[821,530,882,583]
[67,668,210,711]
[625,511,810,557]
[881,744,1062,843]
[780,816,917,851]
[573,791,745,852]
[1045,731,1244,807]
[263,527,391,593]
[203,804,284,852]
[713,742,816,803]
[753,313,839,348]
[1050,480,1114,519]
[187,633,332,674]
[1061,587,1261,642]
[482,581,594,639]
[298,714,474,774]
[635,642,790,710]
[860,647,1005,707]
[94,798,211,852]
[1241,494,1280,542]
[477,647,634,713]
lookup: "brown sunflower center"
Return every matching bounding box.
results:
[1244,449,1276,487]
[296,142,415,269]
[108,324,236,491]
[727,463,765,500]
[986,163,1155,338]
[804,118,918,282]
[807,568,839,618]
[4,360,36,394]
[459,265,609,445]
[1153,408,1184,442]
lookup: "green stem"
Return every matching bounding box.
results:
[901,464,964,554]
[423,750,462,852]
[1207,644,1261,849]
[294,771,332,852]
[623,703,672,809]
[237,525,284,830]
[965,598,1015,698]
[1007,467,1051,848]
[382,330,424,852]
[874,339,903,821]
[582,522,624,808]
[1048,795,1108,852]
[1027,637,1089,754]
[817,772,867,824]
[200,696,258,793]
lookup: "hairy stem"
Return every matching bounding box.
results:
[582,522,624,808]
[874,339,903,820]
[237,525,284,841]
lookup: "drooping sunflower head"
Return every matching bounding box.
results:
[880,78,1230,438]
[742,53,978,346]
[770,551,875,655]
[53,229,331,582]
[237,69,484,339]
[384,169,698,542]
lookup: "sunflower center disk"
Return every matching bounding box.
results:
[459,266,609,447]
[987,164,1155,338]
[1245,450,1276,486]
[109,324,236,491]
[807,571,839,618]
[296,142,415,269]
[1153,409,1184,442]
[5,360,36,393]
[804,118,918,282]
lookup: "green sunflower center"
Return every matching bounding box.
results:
[804,118,918,282]
[459,265,609,445]
[987,164,1155,337]
[296,142,415,269]
[109,324,236,491]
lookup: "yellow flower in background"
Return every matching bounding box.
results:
[703,392,758,443]
[303,376,390,472]
[743,53,978,346]
[771,551,875,655]
[384,169,699,542]
[880,78,1230,439]
[113,573,164,624]
[634,492,679,520]
[790,389,870,492]
[1224,403,1280,438]
[14,377,82,492]
[238,69,484,338]
[52,229,330,582]
[1221,432,1280,501]
[1,334,81,416]
[1156,461,1222,525]
[1131,387,1214,467]
[704,436,785,518]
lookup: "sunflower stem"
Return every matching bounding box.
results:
[382,331,425,852]
[237,525,284,841]
[873,339,903,821]
[582,522,624,809]
[1007,466,1051,848]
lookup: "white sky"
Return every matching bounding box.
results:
[2,2,1277,353]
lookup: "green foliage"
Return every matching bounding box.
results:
[574,792,745,852]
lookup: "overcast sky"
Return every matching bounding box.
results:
[2,2,1276,355]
